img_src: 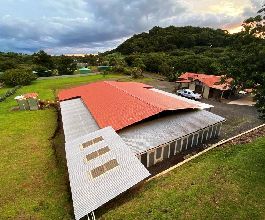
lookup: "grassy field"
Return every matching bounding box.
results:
[98,136,265,220]
[0,74,122,219]
[1,74,265,219]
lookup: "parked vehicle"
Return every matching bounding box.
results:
[177,89,202,100]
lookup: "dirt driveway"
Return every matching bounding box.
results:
[227,94,256,106]
[202,99,263,139]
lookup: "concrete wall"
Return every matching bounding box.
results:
[189,82,196,91]
[203,86,210,99]
[139,122,222,167]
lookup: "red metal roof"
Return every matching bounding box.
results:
[178,72,233,91]
[58,81,198,131]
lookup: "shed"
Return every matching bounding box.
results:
[79,67,91,74]
[97,66,111,71]
[14,93,39,110]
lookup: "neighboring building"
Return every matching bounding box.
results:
[79,67,91,74]
[58,81,225,219]
[176,72,233,99]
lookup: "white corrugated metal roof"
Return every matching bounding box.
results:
[150,88,214,109]
[118,110,225,154]
[65,126,150,220]
[60,98,100,142]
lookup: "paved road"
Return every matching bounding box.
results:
[228,95,256,106]
[37,72,101,80]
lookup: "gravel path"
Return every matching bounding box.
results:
[202,99,263,139]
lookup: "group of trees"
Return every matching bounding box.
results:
[32,50,77,76]
[0,50,78,86]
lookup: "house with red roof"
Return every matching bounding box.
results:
[176,72,233,99]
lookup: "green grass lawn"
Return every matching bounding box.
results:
[0,74,122,219]
[98,136,265,220]
[1,74,264,219]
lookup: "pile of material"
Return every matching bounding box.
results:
[14,93,39,110]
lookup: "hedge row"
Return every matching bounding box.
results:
[0,85,21,102]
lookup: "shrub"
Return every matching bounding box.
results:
[0,68,37,86]
[111,66,126,73]
[131,67,143,79]
[33,66,53,77]
[0,85,21,102]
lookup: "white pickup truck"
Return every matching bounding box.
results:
[177,89,202,100]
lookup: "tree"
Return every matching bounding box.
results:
[132,58,145,76]
[56,56,77,75]
[33,50,54,70]
[0,60,17,71]
[224,5,265,119]
[242,4,265,38]
[105,53,126,66]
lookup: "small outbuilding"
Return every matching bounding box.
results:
[14,93,39,110]
[97,66,111,71]
[79,67,91,74]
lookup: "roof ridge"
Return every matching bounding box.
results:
[104,81,163,111]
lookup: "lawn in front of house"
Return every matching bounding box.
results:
[0,74,123,219]
[98,136,265,220]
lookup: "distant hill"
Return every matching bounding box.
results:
[113,26,231,55]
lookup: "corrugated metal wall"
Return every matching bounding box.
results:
[139,122,222,167]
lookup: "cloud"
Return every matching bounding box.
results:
[0,0,262,54]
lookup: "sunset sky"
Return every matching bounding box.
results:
[0,0,263,54]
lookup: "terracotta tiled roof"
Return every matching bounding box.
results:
[58,81,198,131]
[178,72,233,91]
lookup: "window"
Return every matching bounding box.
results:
[148,151,155,167]
[85,146,110,162]
[187,135,193,149]
[81,136,104,149]
[169,141,176,156]
[181,138,187,151]
[90,159,119,179]
[141,153,147,167]
[175,139,182,153]
[156,147,162,159]
[163,144,170,159]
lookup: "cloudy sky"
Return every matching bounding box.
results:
[0,0,263,54]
